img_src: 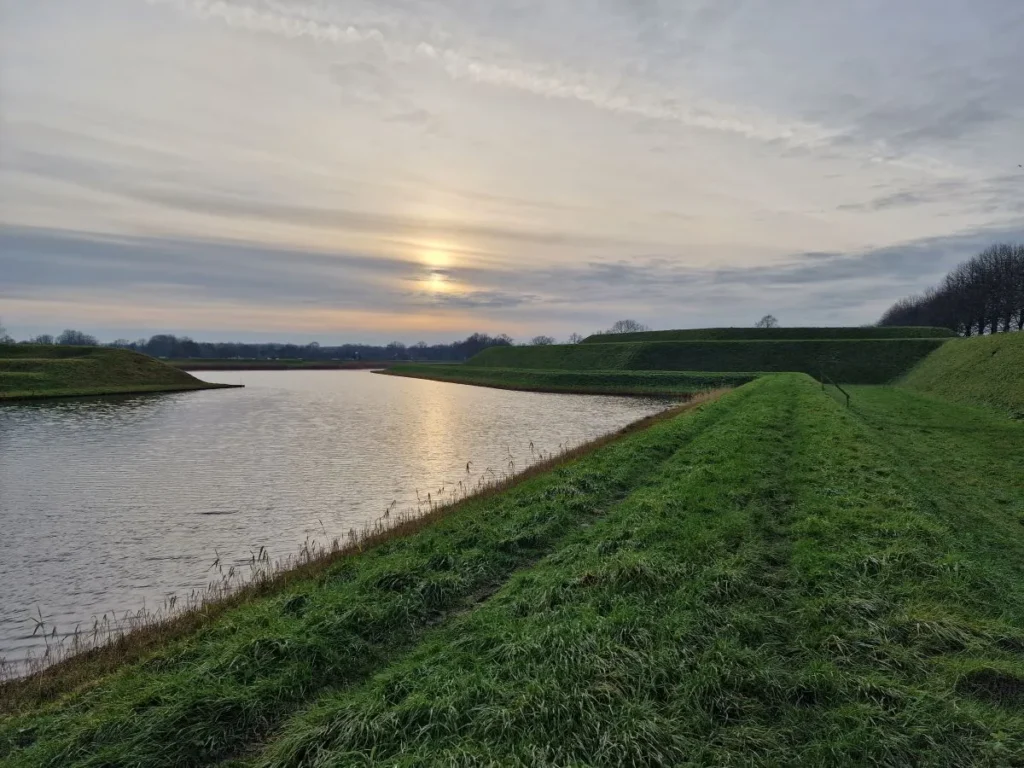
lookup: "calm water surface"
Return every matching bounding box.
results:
[0,370,668,665]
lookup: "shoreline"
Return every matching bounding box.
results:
[379,369,686,398]
[170,360,403,371]
[0,391,718,709]
[0,382,242,404]
[378,365,754,398]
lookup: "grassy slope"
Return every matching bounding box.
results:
[471,339,946,384]
[383,364,756,396]
[0,345,229,400]
[5,375,1024,766]
[583,326,955,343]
[900,332,1024,414]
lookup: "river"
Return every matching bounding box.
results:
[0,370,669,667]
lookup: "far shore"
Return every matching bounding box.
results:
[171,359,416,371]
[0,382,242,404]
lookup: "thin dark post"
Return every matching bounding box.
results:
[822,372,851,407]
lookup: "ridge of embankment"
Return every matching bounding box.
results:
[0,345,237,401]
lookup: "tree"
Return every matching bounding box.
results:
[878,243,1024,335]
[56,329,99,346]
[567,332,585,344]
[606,319,650,334]
[0,318,12,344]
[30,334,55,345]
[755,315,779,329]
[530,335,556,345]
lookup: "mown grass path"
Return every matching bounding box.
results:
[4,376,1024,767]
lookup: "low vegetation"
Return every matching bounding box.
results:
[383,364,755,396]
[470,339,947,384]
[4,371,1024,765]
[582,326,954,343]
[900,331,1024,414]
[0,345,234,401]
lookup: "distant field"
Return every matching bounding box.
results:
[582,326,955,343]
[470,339,947,384]
[901,332,1024,414]
[168,358,398,371]
[384,364,756,396]
[0,345,234,401]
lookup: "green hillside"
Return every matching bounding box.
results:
[384,365,756,396]
[6,375,1024,765]
[0,345,233,401]
[582,326,954,343]
[901,333,1024,414]
[470,339,947,384]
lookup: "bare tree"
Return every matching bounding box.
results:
[0,318,12,344]
[56,329,99,346]
[879,243,1024,335]
[30,334,56,345]
[567,332,585,344]
[606,319,650,334]
[530,335,556,345]
[755,315,779,328]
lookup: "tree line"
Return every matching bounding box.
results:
[879,243,1024,335]
[2,319,657,357]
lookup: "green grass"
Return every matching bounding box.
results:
[5,375,1024,765]
[582,326,955,343]
[383,364,756,396]
[0,345,233,401]
[470,339,947,384]
[900,332,1024,415]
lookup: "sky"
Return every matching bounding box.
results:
[1,0,1023,344]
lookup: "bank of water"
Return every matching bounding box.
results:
[0,370,669,665]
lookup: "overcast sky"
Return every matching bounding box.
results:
[2,0,1023,343]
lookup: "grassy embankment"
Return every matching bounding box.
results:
[383,364,756,396]
[4,370,1024,765]
[581,326,955,343]
[168,359,398,371]
[0,345,237,401]
[469,338,947,384]
[900,331,1024,415]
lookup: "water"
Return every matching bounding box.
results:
[0,370,669,666]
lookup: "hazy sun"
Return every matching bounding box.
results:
[426,270,452,293]
[422,245,452,269]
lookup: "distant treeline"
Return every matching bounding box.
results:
[879,243,1024,335]
[14,332,516,362]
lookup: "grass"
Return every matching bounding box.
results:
[582,326,955,343]
[382,364,756,396]
[470,339,947,384]
[4,374,1024,765]
[0,345,236,401]
[0,393,725,764]
[900,332,1024,415]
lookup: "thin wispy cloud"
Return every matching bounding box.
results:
[2,1,1023,340]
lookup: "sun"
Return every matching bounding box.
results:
[422,246,452,270]
[426,270,452,293]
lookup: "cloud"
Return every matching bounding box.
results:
[0,225,411,306]
[146,0,841,152]
[4,221,1024,339]
[837,173,1024,213]
[4,1,1024,340]
[411,289,540,310]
